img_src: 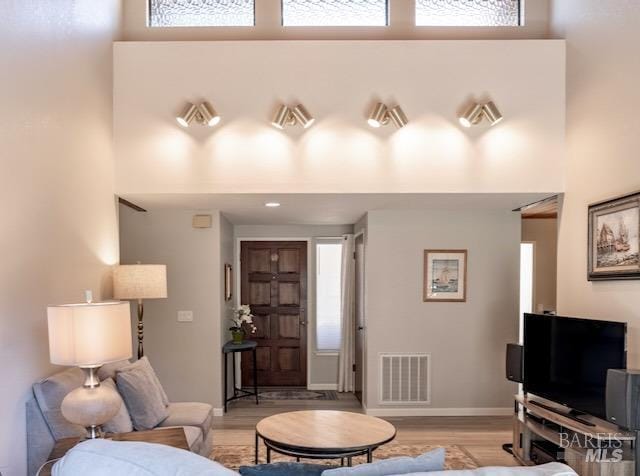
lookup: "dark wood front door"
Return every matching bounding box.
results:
[354,234,365,403]
[241,241,307,387]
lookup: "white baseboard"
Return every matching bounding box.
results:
[307,383,338,391]
[365,407,512,417]
[213,407,224,417]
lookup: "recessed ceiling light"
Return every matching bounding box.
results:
[265,202,281,208]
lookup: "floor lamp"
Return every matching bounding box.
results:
[113,264,167,359]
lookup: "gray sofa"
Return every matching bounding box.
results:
[50,440,578,476]
[26,361,213,476]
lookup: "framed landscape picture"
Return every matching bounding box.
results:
[588,191,640,280]
[424,250,467,302]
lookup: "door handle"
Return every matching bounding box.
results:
[358,326,364,331]
[300,321,307,326]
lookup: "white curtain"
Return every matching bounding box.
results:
[337,234,356,393]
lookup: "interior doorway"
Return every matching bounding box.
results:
[518,196,559,339]
[240,241,308,387]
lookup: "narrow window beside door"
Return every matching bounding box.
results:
[316,240,343,352]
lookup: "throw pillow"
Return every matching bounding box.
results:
[320,448,445,476]
[97,360,131,381]
[116,366,169,430]
[240,463,337,476]
[32,367,87,440]
[100,378,133,434]
[117,357,169,406]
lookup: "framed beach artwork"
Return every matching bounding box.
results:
[424,250,467,302]
[588,191,640,280]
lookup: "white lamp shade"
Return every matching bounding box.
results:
[113,264,167,300]
[48,302,132,367]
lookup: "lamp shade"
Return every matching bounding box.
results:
[113,264,167,300]
[48,302,132,367]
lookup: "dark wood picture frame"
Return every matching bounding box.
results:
[588,191,640,281]
[423,249,468,302]
[224,263,233,301]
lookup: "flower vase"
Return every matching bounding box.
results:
[231,330,244,345]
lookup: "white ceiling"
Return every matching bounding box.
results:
[120,193,554,225]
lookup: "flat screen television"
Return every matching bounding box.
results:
[523,313,627,419]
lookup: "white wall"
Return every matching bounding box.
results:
[234,224,354,387]
[118,207,225,410]
[0,2,122,474]
[122,0,550,41]
[113,40,566,195]
[522,218,557,312]
[364,210,520,414]
[551,1,640,364]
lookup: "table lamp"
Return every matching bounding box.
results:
[47,300,132,439]
[113,264,167,359]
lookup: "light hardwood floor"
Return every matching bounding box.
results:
[213,392,519,468]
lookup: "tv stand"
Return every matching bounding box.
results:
[513,395,637,475]
[528,399,596,427]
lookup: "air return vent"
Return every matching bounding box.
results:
[380,353,431,404]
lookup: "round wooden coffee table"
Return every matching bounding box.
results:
[255,410,396,466]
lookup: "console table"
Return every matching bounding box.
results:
[223,340,259,412]
[513,394,637,475]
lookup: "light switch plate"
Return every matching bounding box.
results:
[177,311,193,322]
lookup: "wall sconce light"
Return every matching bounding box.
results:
[176,101,220,128]
[367,102,409,129]
[482,101,503,126]
[388,105,409,128]
[198,102,221,127]
[291,104,315,128]
[271,103,315,129]
[459,100,503,128]
[177,103,198,127]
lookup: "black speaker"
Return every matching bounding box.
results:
[606,369,640,429]
[506,343,524,383]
